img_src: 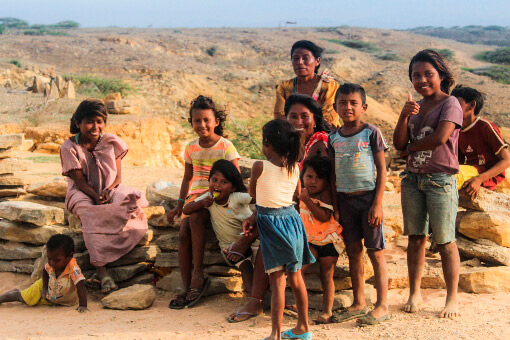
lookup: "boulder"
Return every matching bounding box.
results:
[105,92,122,101]
[149,214,178,228]
[0,240,43,260]
[304,274,354,292]
[457,211,510,247]
[86,263,147,283]
[117,273,154,288]
[101,284,156,310]
[0,259,34,274]
[156,270,182,292]
[385,181,395,192]
[35,142,61,153]
[0,201,65,226]
[68,214,82,234]
[457,236,510,266]
[26,177,67,198]
[106,100,141,115]
[459,266,510,293]
[0,220,66,245]
[138,229,154,246]
[459,187,510,212]
[108,245,160,267]
[155,250,224,268]
[0,187,26,197]
[32,76,48,93]
[387,259,445,289]
[55,75,65,92]
[206,276,244,296]
[155,229,218,252]
[63,80,75,99]
[146,181,180,206]
[0,134,24,149]
[205,265,241,277]
[0,159,30,174]
[0,176,25,186]
[142,206,165,220]
[47,79,59,99]
[0,149,18,159]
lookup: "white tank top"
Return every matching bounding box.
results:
[256,160,299,208]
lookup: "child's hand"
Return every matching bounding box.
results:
[298,188,311,203]
[368,204,383,228]
[462,176,482,199]
[242,214,257,236]
[77,305,88,313]
[167,205,183,224]
[99,188,112,204]
[202,195,214,208]
[401,93,420,118]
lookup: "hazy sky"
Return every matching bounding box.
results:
[2,0,509,29]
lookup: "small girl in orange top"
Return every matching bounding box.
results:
[299,155,343,324]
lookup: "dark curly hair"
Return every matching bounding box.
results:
[408,49,455,94]
[70,99,108,134]
[188,95,227,136]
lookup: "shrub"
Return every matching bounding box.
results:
[0,17,29,29]
[376,53,403,61]
[325,39,379,53]
[434,48,455,61]
[206,46,218,57]
[8,60,22,68]
[71,75,133,96]
[53,21,79,29]
[475,47,510,65]
[23,29,68,36]
[465,66,510,84]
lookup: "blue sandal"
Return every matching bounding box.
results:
[281,329,313,340]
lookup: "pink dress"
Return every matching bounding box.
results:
[60,133,148,267]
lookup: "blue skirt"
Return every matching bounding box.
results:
[256,205,315,273]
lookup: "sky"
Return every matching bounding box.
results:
[2,0,509,29]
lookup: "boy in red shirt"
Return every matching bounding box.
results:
[452,85,510,199]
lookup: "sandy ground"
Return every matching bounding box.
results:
[2,153,510,339]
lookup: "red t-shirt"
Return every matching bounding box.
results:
[459,117,508,190]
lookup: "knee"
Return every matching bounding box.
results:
[346,243,363,260]
[189,211,208,230]
[408,235,427,247]
[367,249,385,261]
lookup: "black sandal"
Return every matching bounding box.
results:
[169,292,188,309]
[185,277,210,308]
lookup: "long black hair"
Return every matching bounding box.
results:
[408,49,455,94]
[291,40,324,74]
[189,95,227,136]
[70,99,108,134]
[262,119,303,174]
[284,94,331,133]
[209,159,247,192]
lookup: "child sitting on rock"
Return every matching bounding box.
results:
[182,160,257,295]
[0,234,88,312]
[452,85,510,199]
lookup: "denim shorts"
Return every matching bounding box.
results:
[400,170,458,244]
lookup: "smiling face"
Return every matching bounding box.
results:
[286,103,316,138]
[209,171,233,204]
[291,48,320,78]
[47,248,73,273]
[335,92,366,125]
[190,108,219,139]
[411,61,443,97]
[76,115,105,141]
[302,166,327,195]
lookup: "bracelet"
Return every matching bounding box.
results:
[177,198,185,203]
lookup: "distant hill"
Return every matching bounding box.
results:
[407,26,510,47]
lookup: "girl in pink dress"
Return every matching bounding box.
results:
[60,99,148,293]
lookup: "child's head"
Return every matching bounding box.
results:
[451,85,484,117]
[334,83,367,125]
[46,234,75,272]
[188,95,226,138]
[209,159,247,202]
[408,49,455,95]
[301,155,332,195]
[291,40,324,75]
[70,99,108,135]
[284,94,330,136]
[262,119,303,173]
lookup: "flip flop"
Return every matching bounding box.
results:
[185,277,210,308]
[227,311,259,323]
[222,244,253,268]
[281,329,313,340]
[313,314,337,324]
[168,292,188,310]
[333,307,368,323]
[356,312,391,326]
[85,273,101,289]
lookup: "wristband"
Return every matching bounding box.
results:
[177,198,185,203]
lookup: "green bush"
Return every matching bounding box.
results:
[0,17,29,29]
[465,66,510,84]
[376,53,403,61]
[71,75,133,96]
[53,21,79,29]
[206,46,218,57]
[23,29,68,36]
[475,47,510,65]
[325,39,379,53]
[434,48,455,61]
[8,60,22,68]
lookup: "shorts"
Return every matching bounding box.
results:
[20,279,53,307]
[337,189,385,250]
[309,243,339,258]
[400,170,458,245]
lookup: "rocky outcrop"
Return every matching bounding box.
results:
[457,236,510,266]
[101,284,156,310]
[457,211,510,247]
[459,266,510,293]
[0,201,65,226]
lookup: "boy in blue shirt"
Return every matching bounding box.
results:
[329,83,390,325]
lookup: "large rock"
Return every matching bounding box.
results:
[63,80,75,99]
[0,176,25,186]
[47,79,59,100]
[142,206,165,220]
[85,263,147,283]
[138,229,154,246]
[387,259,445,289]
[0,159,30,174]
[105,92,121,101]
[205,265,241,277]
[106,100,141,115]
[206,276,243,296]
[459,187,510,212]
[0,240,43,260]
[32,76,48,93]
[457,236,510,266]
[68,214,82,234]
[0,259,34,274]
[117,273,154,288]
[304,274,354,292]
[155,229,219,252]
[109,245,160,267]
[0,187,26,197]
[26,177,67,198]
[146,181,180,206]
[156,270,182,292]
[155,250,224,268]
[148,214,179,228]
[0,201,65,226]
[457,211,510,247]
[0,149,18,159]
[0,220,66,245]
[0,134,24,149]
[101,284,156,310]
[55,75,65,92]
[459,266,510,293]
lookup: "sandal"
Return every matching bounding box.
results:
[227,311,259,323]
[356,312,391,326]
[185,277,210,308]
[222,244,253,268]
[85,273,101,289]
[101,276,118,294]
[313,314,337,324]
[333,307,368,323]
[281,329,313,340]
[169,292,188,310]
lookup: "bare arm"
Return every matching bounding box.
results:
[408,121,456,152]
[293,178,301,211]
[299,188,332,223]
[167,162,194,223]
[76,281,88,313]
[243,161,263,236]
[68,170,101,205]
[41,267,49,298]
[463,148,510,198]
[182,195,213,215]
[368,150,387,227]
[393,94,420,151]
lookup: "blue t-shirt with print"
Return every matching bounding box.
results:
[328,124,389,193]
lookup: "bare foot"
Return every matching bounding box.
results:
[227,298,263,322]
[370,304,389,318]
[440,299,460,319]
[403,293,423,313]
